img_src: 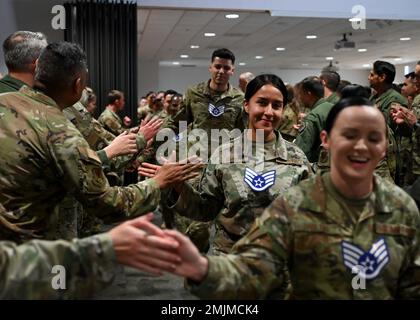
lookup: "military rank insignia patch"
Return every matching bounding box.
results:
[244,167,276,191]
[342,238,390,280]
[173,132,183,142]
[208,103,225,117]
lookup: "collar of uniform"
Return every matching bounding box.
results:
[371,87,394,104]
[201,80,237,100]
[311,97,326,110]
[19,85,59,108]
[298,172,394,215]
[238,130,288,162]
[0,74,28,92]
[106,107,122,122]
[267,130,288,161]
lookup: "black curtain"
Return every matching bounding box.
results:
[64,0,137,123]
[64,0,138,185]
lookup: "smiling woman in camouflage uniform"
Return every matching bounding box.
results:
[142,74,312,255]
[161,96,420,299]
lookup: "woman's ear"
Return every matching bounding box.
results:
[243,101,249,114]
[320,130,330,149]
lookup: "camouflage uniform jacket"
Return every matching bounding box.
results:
[0,86,160,241]
[173,80,245,135]
[370,88,408,132]
[411,94,420,176]
[98,107,126,136]
[188,173,420,299]
[0,231,117,299]
[171,131,312,254]
[295,98,334,163]
[0,75,27,94]
[63,102,147,172]
[325,92,339,105]
[278,102,299,142]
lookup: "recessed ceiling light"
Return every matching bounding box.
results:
[225,14,239,19]
[190,45,200,49]
[358,48,367,52]
[349,17,362,22]
[204,32,216,37]
[394,58,403,61]
[400,37,411,41]
[306,35,317,39]
[172,61,180,65]
[276,47,286,51]
[362,64,370,67]
[180,54,189,58]
[326,57,334,60]
[255,56,263,59]
[239,62,246,66]
[302,63,309,66]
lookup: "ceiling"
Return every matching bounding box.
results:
[137,8,420,70]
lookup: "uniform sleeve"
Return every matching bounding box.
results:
[99,114,125,136]
[47,122,161,219]
[295,114,319,163]
[91,117,115,146]
[186,196,292,299]
[0,233,117,299]
[396,200,420,299]
[168,163,224,221]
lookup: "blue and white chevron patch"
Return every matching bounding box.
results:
[208,103,225,117]
[172,132,183,142]
[342,238,390,280]
[243,167,276,191]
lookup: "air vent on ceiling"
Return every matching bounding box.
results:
[181,64,196,67]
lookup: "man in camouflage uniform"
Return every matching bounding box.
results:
[278,84,300,142]
[98,90,132,136]
[295,76,334,163]
[320,70,340,105]
[137,91,153,122]
[0,206,181,299]
[369,60,408,185]
[0,42,200,242]
[169,48,245,252]
[0,31,47,94]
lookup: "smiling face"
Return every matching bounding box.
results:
[244,84,284,141]
[321,106,387,185]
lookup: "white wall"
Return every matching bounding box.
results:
[150,65,370,95]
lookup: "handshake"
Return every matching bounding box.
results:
[109,213,208,283]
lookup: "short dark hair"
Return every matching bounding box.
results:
[339,84,371,99]
[373,60,396,84]
[300,76,324,99]
[325,97,377,134]
[211,48,235,64]
[107,90,124,104]
[35,42,87,89]
[245,74,288,106]
[3,31,47,72]
[164,89,178,97]
[405,72,416,80]
[320,71,341,91]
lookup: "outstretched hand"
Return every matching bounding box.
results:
[109,213,181,275]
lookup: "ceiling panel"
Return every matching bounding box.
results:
[138,8,420,70]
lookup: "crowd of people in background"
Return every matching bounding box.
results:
[1,30,420,299]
